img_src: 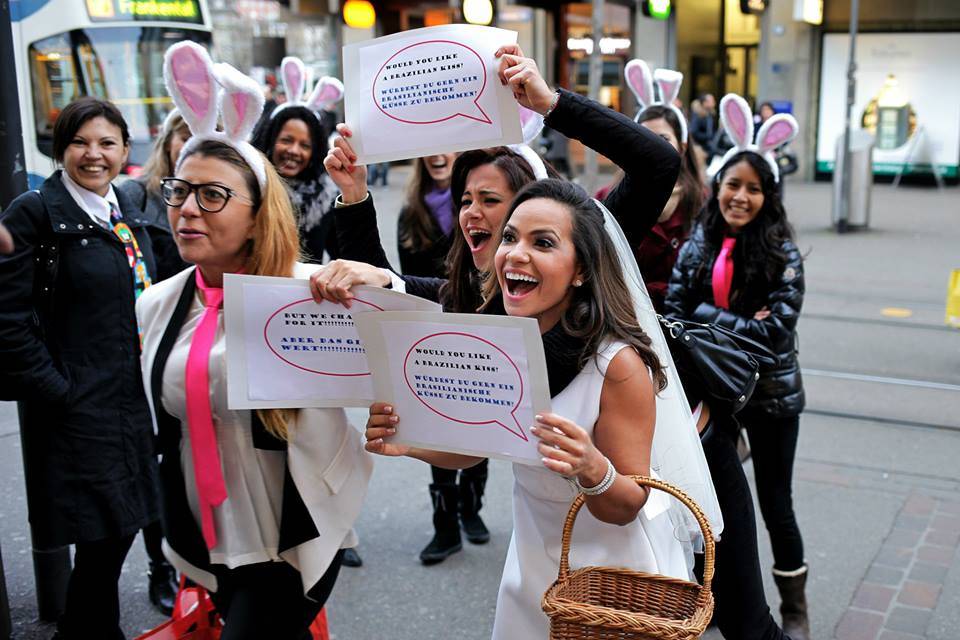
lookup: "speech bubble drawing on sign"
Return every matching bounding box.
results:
[402,331,529,441]
[373,40,491,125]
[263,297,383,376]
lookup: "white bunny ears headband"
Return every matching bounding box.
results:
[624,59,687,144]
[510,105,549,180]
[714,93,799,183]
[163,41,267,190]
[272,56,344,119]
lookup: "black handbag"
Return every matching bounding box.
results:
[658,315,779,415]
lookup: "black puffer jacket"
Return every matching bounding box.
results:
[664,225,805,417]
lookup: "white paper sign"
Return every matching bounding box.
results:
[343,24,523,164]
[354,311,551,465]
[224,275,441,409]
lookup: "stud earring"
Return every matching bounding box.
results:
[573,279,583,287]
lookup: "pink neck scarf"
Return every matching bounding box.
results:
[711,236,737,310]
[185,268,229,549]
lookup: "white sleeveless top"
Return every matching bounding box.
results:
[491,341,690,640]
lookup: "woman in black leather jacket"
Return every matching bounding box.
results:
[665,150,808,639]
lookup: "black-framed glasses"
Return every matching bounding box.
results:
[160,178,255,213]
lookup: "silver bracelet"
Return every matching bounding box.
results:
[543,90,561,119]
[575,457,616,496]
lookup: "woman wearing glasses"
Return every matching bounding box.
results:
[136,134,375,639]
[0,97,159,639]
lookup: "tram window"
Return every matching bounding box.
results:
[29,34,80,154]
[28,27,210,164]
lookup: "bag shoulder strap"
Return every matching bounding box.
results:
[30,191,59,333]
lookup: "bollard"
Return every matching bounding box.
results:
[947,269,960,329]
[0,542,11,640]
[30,545,71,622]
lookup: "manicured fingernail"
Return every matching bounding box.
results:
[389,415,398,424]
[529,426,538,434]
[384,405,393,414]
[387,428,396,434]
[535,414,543,422]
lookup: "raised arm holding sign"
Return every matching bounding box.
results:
[342,24,524,164]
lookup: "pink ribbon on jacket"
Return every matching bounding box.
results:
[185,268,228,550]
[711,237,737,310]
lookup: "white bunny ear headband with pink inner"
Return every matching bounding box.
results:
[509,105,549,180]
[624,59,688,144]
[164,41,267,190]
[714,93,799,183]
[273,56,344,119]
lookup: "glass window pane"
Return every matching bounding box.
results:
[29,33,80,152]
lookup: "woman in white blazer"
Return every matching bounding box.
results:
[136,135,373,640]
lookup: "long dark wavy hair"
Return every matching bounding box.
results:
[440,147,539,313]
[701,151,794,309]
[636,105,704,230]
[398,157,450,254]
[481,179,666,391]
[251,106,328,183]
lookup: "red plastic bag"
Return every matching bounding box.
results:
[135,577,222,640]
[135,576,329,640]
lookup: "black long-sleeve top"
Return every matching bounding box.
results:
[333,88,681,306]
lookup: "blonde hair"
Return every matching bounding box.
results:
[141,113,191,194]
[181,139,302,440]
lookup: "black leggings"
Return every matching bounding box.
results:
[698,420,788,640]
[430,457,488,487]
[142,519,165,564]
[209,550,343,640]
[742,411,805,572]
[57,532,137,640]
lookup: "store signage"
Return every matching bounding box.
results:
[567,37,632,55]
[85,0,203,23]
[739,0,767,15]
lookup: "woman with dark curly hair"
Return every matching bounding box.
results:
[253,105,339,262]
[666,143,809,639]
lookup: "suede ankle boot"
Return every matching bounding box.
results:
[420,484,462,565]
[773,564,810,640]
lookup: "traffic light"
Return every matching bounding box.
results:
[641,0,671,20]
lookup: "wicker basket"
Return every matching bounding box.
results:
[541,475,715,640]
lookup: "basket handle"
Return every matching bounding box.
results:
[556,475,715,593]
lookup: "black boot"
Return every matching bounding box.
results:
[419,484,462,565]
[148,560,177,616]
[458,472,490,544]
[341,547,363,567]
[773,565,810,640]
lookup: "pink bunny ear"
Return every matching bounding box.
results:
[719,93,754,150]
[164,42,218,137]
[518,105,544,145]
[281,56,307,104]
[654,69,683,105]
[307,76,344,111]
[213,62,265,141]
[756,113,799,154]
[625,59,655,110]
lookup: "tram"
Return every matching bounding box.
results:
[11,0,213,187]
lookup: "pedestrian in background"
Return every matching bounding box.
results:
[689,92,717,155]
[396,152,494,564]
[138,43,372,639]
[0,96,159,639]
[120,110,191,282]
[665,93,809,640]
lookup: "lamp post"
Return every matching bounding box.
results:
[583,0,604,192]
[837,0,860,233]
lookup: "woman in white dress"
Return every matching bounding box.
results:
[363,179,702,638]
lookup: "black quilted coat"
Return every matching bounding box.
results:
[664,224,805,418]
